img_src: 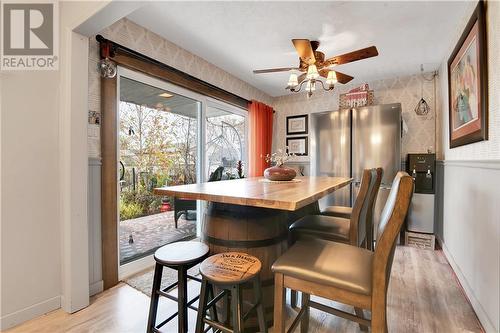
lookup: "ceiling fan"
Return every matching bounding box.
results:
[253,39,378,97]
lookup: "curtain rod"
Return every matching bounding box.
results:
[96,35,252,108]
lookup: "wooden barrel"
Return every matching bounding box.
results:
[202,202,290,332]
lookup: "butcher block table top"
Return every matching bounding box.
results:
[154,176,352,211]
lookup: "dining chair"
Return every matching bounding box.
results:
[272,172,413,333]
[290,168,383,250]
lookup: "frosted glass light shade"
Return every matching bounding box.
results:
[306,64,319,79]
[326,71,337,85]
[287,73,299,88]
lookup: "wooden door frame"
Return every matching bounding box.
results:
[99,37,250,289]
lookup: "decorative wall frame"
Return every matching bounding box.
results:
[286,114,308,135]
[447,0,488,148]
[286,136,308,156]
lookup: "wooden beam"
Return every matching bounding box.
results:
[96,35,249,110]
[100,76,119,290]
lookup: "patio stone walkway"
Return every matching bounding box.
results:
[120,211,197,264]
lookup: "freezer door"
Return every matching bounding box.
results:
[311,109,351,208]
[352,103,401,235]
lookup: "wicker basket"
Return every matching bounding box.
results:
[339,90,374,109]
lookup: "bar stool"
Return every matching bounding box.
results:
[147,241,210,333]
[195,252,268,333]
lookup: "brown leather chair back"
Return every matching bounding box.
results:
[363,168,383,250]
[371,172,413,312]
[349,169,376,247]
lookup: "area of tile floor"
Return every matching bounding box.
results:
[119,211,197,263]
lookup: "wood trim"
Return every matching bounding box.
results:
[96,35,249,110]
[283,275,371,310]
[100,76,119,290]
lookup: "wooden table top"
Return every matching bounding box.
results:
[154,176,352,211]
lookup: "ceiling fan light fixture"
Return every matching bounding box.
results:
[326,70,337,87]
[287,73,299,88]
[306,64,319,80]
[305,80,316,92]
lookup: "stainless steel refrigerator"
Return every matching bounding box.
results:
[310,103,401,234]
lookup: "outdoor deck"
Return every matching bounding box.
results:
[120,211,196,264]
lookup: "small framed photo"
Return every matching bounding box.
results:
[286,114,308,135]
[286,136,308,156]
[448,1,488,148]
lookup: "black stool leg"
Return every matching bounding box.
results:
[253,276,268,333]
[147,263,163,333]
[195,278,209,333]
[231,285,244,333]
[178,267,188,333]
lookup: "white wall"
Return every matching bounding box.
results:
[436,1,500,332]
[1,71,62,328]
[0,1,112,330]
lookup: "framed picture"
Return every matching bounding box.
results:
[448,1,488,148]
[286,114,308,135]
[286,136,308,156]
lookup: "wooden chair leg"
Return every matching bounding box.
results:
[354,307,368,331]
[273,273,285,333]
[253,276,268,333]
[300,293,310,333]
[371,302,388,333]
[146,263,163,332]
[231,285,244,333]
[195,278,209,333]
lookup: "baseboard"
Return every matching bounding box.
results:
[89,280,104,297]
[0,296,61,330]
[436,237,497,333]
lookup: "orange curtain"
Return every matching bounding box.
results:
[248,100,274,177]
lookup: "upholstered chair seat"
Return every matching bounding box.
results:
[320,205,353,219]
[272,239,373,295]
[289,215,350,243]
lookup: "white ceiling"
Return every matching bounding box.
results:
[127,1,470,97]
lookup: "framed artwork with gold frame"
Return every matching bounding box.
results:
[447,0,488,148]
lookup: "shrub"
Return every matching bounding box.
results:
[120,201,143,220]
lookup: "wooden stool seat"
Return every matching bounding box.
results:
[154,241,209,266]
[196,252,267,333]
[200,252,262,285]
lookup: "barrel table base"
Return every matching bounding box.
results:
[202,201,319,332]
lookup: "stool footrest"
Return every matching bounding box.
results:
[203,318,233,333]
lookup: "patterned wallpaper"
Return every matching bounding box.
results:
[272,72,438,163]
[439,0,500,160]
[89,18,442,164]
[88,18,273,157]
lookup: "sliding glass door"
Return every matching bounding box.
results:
[117,67,248,271]
[118,69,201,266]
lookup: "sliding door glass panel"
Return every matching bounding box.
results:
[205,105,247,180]
[119,76,199,265]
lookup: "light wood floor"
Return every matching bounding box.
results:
[5,246,483,333]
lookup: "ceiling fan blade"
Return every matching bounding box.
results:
[334,71,354,84]
[319,69,354,84]
[324,46,378,66]
[292,39,316,65]
[253,67,299,74]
